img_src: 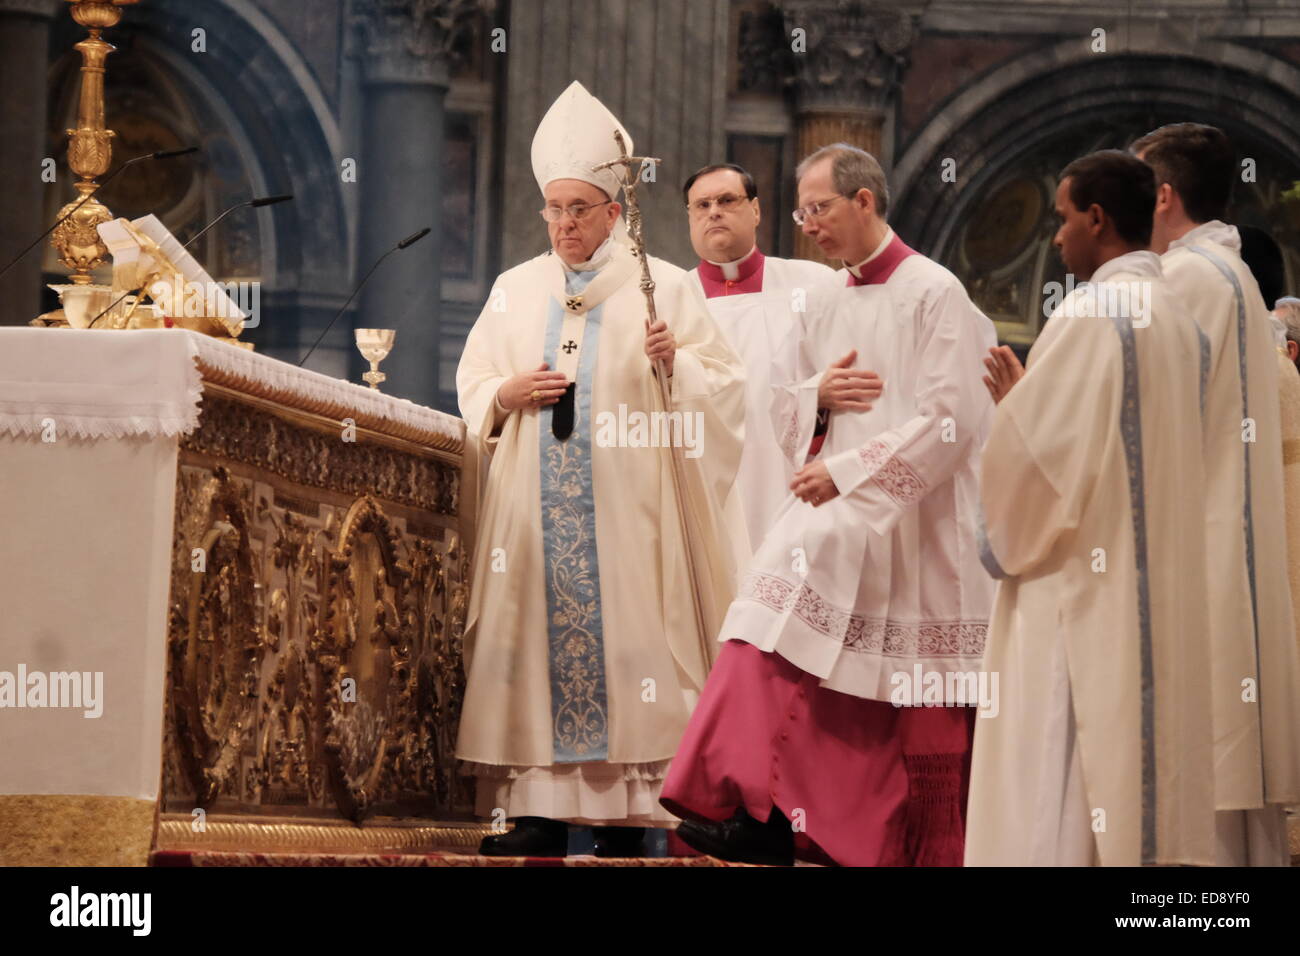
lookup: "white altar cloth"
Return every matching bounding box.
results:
[0,328,460,443]
[0,328,459,815]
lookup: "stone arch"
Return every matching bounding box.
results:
[891,34,1300,340]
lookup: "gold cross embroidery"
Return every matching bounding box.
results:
[565,295,583,312]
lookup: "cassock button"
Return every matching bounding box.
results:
[780,732,789,741]
[788,712,796,720]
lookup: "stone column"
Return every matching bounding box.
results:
[778,1,915,262]
[0,0,59,326]
[348,0,484,408]
[499,0,731,271]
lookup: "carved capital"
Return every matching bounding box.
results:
[737,3,794,95]
[350,0,493,87]
[778,0,916,114]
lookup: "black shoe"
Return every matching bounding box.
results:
[675,808,794,866]
[592,826,646,858]
[478,816,568,857]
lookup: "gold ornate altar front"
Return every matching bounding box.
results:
[155,360,487,854]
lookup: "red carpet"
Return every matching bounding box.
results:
[151,848,754,867]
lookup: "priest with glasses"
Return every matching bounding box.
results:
[455,81,746,859]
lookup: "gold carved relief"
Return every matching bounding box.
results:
[321,496,409,820]
[163,389,472,825]
[168,465,262,806]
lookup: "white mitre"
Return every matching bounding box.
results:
[531,80,631,200]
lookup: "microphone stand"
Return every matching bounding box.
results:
[297,227,432,369]
[0,147,198,283]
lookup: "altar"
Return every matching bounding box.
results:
[0,327,481,865]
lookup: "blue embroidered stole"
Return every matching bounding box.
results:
[1184,245,1266,799]
[1108,312,1156,864]
[538,268,610,762]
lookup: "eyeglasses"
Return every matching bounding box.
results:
[792,194,848,226]
[686,193,750,218]
[540,199,612,223]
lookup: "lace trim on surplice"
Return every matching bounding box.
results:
[739,571,986,657]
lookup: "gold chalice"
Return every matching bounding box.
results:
[355,328,396,391]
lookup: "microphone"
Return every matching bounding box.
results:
[183,193,293,249]
[252,194,295,208]
[398,227,431,249]
[151,147,200,160]
[298,226,433,369]
[86,192,294,330]
[0,146,198,281]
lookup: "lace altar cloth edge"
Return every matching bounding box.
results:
[0,328,462,444]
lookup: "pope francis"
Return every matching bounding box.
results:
[454,82,746,858]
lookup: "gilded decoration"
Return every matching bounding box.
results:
[182,390,458,515]
[168,465,262,806]
[52,1,141,283]
[164,387,472,824]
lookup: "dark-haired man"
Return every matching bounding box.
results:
[683,164,837,546]
[1133,123,1300,866]
[968,150,1216,865]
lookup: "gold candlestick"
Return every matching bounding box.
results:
[51,0,141,284]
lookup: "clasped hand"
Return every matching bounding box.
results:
[498,363,569,409]
[819,349,882,412]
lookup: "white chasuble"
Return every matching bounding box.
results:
[967,251,1216,866]
[455,241,745,823]
[691,250,837,547]
[724,237,996,700]
[1162,222,1300,864]
[1279,351,1300,665]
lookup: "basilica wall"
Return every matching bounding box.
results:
[3,0,1298,410]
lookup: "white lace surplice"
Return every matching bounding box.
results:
[691,253,837,548]
[724,252,997,701]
